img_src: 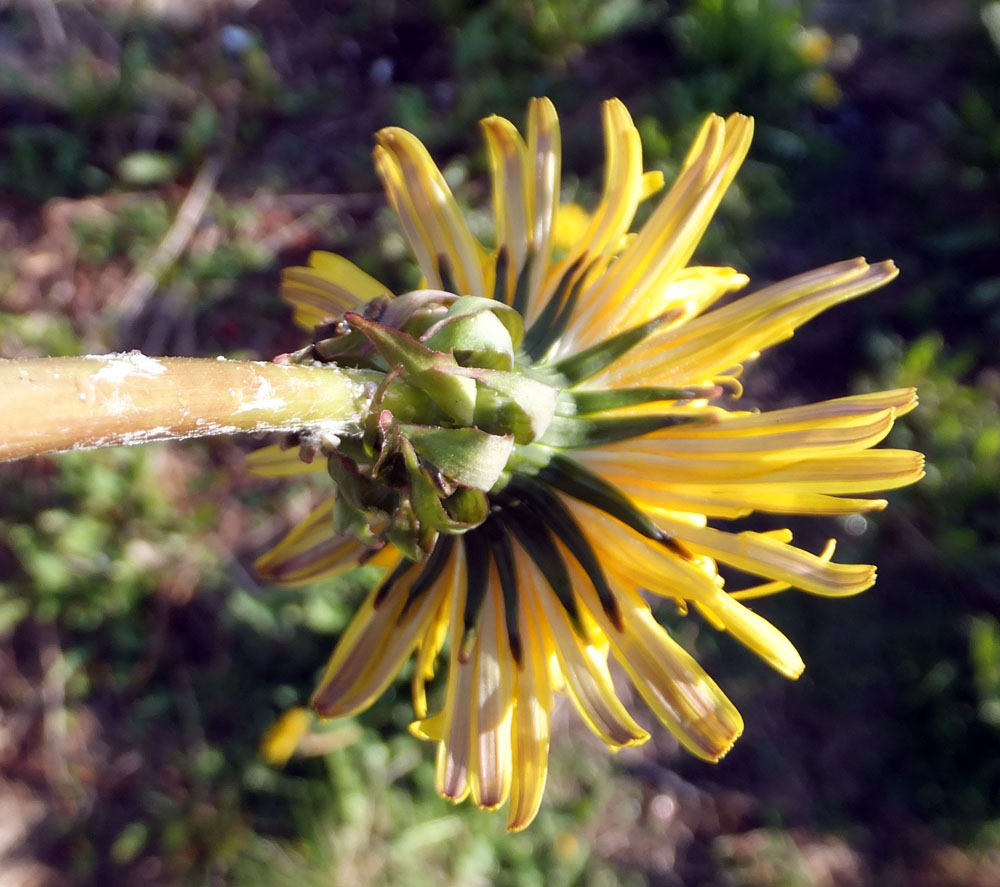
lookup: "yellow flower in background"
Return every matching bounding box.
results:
[807,70,844,109]
[249,99,923,830]
[260,706,312,766]
[792,25,834,67]
[551,202,592,255]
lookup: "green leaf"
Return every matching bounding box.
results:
[117,151,177,186]
[422,294,524,358]
[424,307,514,369]
[401,436,490,534]
[385,498,437,563]
[442,486,490,525]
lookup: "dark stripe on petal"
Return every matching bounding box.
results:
[504,478,623,630]
[486,528,524,666]
[538,453,693,561]
[461,529,491,662]
[540,412,707,449]
[492,246,511,305]
[373,556,419,608]
[495,502,584,638]
[437,252,459,297]
[400,535,455,620]
[532,259,599,360]
[511,247,534,317]
[541,310,680,386]
[522,255,587,360]
[563,385,722,416]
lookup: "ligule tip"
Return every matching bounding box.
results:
[604,595,625,632]
[459,627,477,663]
[509,634,524,666]
[655,529,697,563]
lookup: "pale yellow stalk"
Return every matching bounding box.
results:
[0,353,372,462]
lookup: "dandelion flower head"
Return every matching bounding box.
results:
[250,99,923,830]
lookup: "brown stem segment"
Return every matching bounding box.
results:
[0,353,373,462]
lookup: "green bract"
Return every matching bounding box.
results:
[290,293,586,558]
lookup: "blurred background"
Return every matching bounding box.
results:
[1,0,1000,884]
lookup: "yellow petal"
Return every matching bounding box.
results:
[281,251,392,329]
[376,127,488,298]
[482,114,531,287]
[644,486,888,518]
[469,573,513,810]
[691,591,804,679]
[567,113,753,349]
[664,388,917,431]
[579,99,645,266]
[658,517,876,597]
[410,710,447,742]
[245,443,326,477]
[569,501,723,600]
[255,498,366,586]
[525,97,561,317]
[507,585,553,831]
[730,540,838,601]
[639,169,665,201]
[550,203,592,257]
[532,99,643,326]
[435,543,474,803]
[517,545,649,748]
[569,559,743,762]
[374,143,441,287]
[604,257,898,387]
[311,552,451,718]
[749,449,926,492]
[412,596,451,719]
[631,265,749,328]
[260,707,311,766]
[565,502,803,678]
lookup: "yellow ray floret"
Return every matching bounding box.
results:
[245,443,328,477]
[282,251,392,329]
[376,128,490,299]
[255,498,364,585]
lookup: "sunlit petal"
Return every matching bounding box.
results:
[282,251,393,329]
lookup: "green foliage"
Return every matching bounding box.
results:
[970,615,1000,729]
[71,198,173,266]
[0,24,231,203]
[230,732,636,887]
[1,448,198,630]
[833,333,1000,833]
[871,332,1000,566]
[0,124,96,200]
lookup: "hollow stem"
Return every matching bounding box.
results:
[0,353,375,462]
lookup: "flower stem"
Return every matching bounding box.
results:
[0,353,374,462]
